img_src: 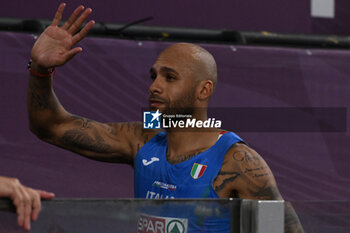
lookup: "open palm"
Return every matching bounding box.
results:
[31,3,95,69]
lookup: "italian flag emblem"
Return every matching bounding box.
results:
[191,163,207,179]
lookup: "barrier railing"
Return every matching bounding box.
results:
[0,198,284,233]
[1,17,350,48]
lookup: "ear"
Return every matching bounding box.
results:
[197,80,214,101]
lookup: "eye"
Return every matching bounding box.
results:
[166,74,176,81]
[150,72,157,80]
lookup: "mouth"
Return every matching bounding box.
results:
[149,99,165,108]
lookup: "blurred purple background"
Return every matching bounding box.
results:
[0,31,349,201]
[1,0,350,35]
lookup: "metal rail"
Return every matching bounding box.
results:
[1,17,350,49]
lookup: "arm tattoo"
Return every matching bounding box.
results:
[111,122,143,137]
[71,115,93,129]
[126,122,139,133]
[29,92,50,110]
[232,148,278,199]
[232,150,261,166]
[28,81,59,111]
[246,181,280,199]
[229,146,304,232]
[214,171,241,193]
[59,128,111,154]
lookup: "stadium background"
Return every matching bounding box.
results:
[0,0,349,208]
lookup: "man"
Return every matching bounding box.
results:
[0,176,54,231]
[27,3,304,232]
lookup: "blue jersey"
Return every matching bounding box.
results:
[134,131,243,233]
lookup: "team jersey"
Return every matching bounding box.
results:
[134,131,243,233]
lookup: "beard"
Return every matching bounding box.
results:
[166,91,196,116]
[149,88,196,116]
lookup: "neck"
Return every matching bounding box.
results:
[191,107,207,121]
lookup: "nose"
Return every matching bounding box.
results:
[149,76,163,95]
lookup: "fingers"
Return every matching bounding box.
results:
[12,188,25,230]
[51,3,66,26]
[37,189,55,199]
[23,191,32,231]
[53,4,93,35]
[64,47,83,62]
[1,177,54,231]
[72,20,95,44]
[13,186,31,231]
[31,189,54,222]
[61,5,85,30]
[32,3,93,67]
[31,191,41,222]
[67,8,93,35]
[12,186,53,231]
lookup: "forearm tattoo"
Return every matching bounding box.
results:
[28,77,59,111]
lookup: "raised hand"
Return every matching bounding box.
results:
[31,3,95,70]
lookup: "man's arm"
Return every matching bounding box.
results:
[214,143,304,233]
[0,176,54,231]
[28,4,155,163]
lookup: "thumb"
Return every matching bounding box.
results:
[37,190,55,199]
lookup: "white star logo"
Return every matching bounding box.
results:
[151,110,162,122]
